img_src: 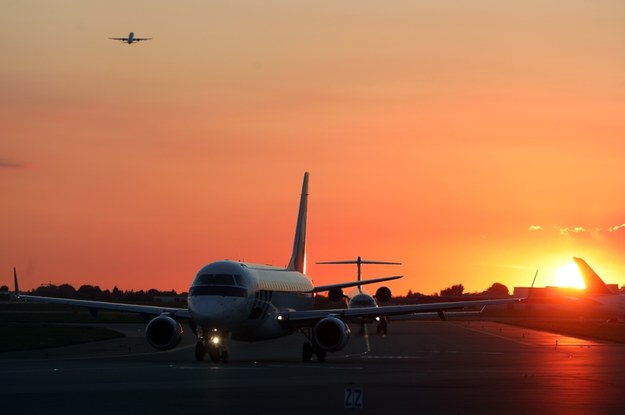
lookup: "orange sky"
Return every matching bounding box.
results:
[2,1,625,295]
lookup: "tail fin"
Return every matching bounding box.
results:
[317,256,402,290]
[287,172,309,274]
[573,257,614,295]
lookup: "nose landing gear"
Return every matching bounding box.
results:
[195,329,228,363]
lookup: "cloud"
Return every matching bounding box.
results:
[527,225,544,232]
[558,226,588,237]
[0,158,26,169]
[608,223,625,233]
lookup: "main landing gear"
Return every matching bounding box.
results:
[300,327,327,362]
[195,329,228,363]
[376,317,388,335]
[302,341,327,362]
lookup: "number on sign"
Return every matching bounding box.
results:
[344,387,363,409]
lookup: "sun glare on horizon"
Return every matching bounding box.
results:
[554,262,586,289]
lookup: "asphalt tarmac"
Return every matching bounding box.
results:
[1,320,624,414]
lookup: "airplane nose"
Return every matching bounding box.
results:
[189,296,244,327]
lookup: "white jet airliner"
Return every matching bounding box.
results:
[14,172,520,362]
[108,32,152,44]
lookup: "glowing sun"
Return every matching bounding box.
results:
[555,262,586,289]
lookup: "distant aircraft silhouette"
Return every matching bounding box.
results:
[573,257,625,320]
[109,32,152,44]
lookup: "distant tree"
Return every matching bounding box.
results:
[440,284,465,296]
[56,284,76,298]
[77,285,102,300]
[0,285,9,301]
[34,284,59,296]
[111,286,122,299]
[483,282,509,298]
[147,288,160,297]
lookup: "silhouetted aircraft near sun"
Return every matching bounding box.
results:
[574,257,625,321]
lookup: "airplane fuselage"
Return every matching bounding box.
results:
[584,294,625,318]
[188,260,315,341]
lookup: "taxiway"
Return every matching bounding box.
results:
[1,320,624,414]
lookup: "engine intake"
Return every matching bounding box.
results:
[145,315,183,350]
[375,286,392,303]
[313,316,350,352]
[328,288,345,302]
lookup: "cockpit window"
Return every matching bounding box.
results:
[195,274,242,287]
[191,273,248,297]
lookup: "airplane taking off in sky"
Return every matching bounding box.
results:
[573,257,625,320]
[108,32,151,44]
[14,172,520,362]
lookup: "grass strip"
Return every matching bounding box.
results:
[0,323,124,352]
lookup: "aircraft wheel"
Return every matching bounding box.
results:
[221,350,229,363]
[315,349,327,362]
[195,341,206,361]
[302,342,313,362]
[208,342,221,363]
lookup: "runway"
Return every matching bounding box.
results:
[1,320,624,414]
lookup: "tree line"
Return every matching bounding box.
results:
[0,281,510,303]
[0,283,186,304]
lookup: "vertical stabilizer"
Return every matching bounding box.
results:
[287,172,309,274]
[573,257,614,295]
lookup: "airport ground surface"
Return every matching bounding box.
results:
[1,320,625,415]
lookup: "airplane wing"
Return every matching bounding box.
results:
[108,37,128,41]
[134,38,152,41]
[308,275,402,293]
[280,297,520,327]
[15,293,190,319]
[12,268,189,318]
[390,306,486,321]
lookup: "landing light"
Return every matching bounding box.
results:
[210,336,220,346]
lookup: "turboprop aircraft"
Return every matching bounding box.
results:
[13,172,520,362]
[317,256,401,334]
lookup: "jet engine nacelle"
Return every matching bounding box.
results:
[375,286,392,303]
[328,288,345,302]
[313,316,351,352]
[145,315,184,350]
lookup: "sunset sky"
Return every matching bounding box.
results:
[2,1,625,296]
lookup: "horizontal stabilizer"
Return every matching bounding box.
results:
[317,260,401,265]
[309,275,402,293]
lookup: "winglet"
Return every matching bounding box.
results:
[287,172,309,274]
[530,269,538,290]
[13,267,20,299]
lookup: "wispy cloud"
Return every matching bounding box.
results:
[558,226,588,237]
[608,223,625,233]
[527,223,625,245]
